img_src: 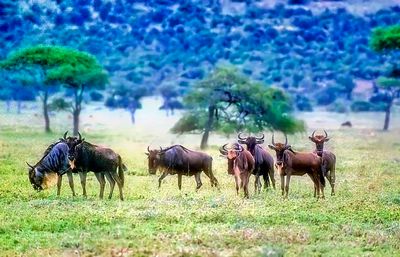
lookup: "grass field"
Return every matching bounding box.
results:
[0,101,400,256]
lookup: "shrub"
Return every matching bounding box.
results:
[327,100,348,113]
[90,91,104,102]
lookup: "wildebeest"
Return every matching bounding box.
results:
[62,131,126,200]
[268,134,325,199]
[219,143,255,198]
[27,140,76,196]
[237,133,275,193]
[309,130,336,196]
[146,145,219,190]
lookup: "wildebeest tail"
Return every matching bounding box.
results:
[118,155,126,187]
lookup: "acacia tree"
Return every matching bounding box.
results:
[0,45,107,134]
[371,25,400,130]
[172,68,304,149]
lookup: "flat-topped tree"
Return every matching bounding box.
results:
[171,67,304,149]
[0,45,107,135]
[371,25,400,130]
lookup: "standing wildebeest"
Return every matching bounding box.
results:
[63,131,126,200]
[268,134,325,199]
[219,143,255,198]
[237,133,275,193]
[146,145,219,190]
[27,141,76,196]
[309,130,336,196]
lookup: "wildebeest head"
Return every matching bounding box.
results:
[60,131,84,165]
[308,130,329,157]
[268,134,291,168]
[145,146,162,175]
[27,162,44,191]
[219,143,244,160]
[237,132,264,154]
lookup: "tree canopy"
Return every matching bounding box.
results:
[172,68,304,148]
[371,25,400,52]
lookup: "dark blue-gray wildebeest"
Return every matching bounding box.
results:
[27,141,76,196]
[268,134,325,199]
[219,143,255,198]
[237,133,275,193]
[309,130,336,196]
[146,145,219,190]
[62,131,126,200]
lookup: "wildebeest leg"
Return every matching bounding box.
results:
[330,165,336,196]
[269,168,276,190]
[262,173,269,190]
[234,175,240,195]
[280,175,285,196]
[178,174,182,190]
[57,174,62,196]
[284,174,291,198]
[254,175,258,194]
[158,171,168,188]
[194,172,202,191]
[94,173,106,199]
[307,173,317,197]
[104,173,115,199]
[79,172,87,198]
[110,171,124,201]
[67,171,76,197]
[242,172,250,199]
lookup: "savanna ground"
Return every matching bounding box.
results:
[0,98,399,257]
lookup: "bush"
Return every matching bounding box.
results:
[296,95,313,111]
[327,100,348,113]
[351,101,371,111]
[90,91,104,102]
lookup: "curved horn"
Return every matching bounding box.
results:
[147,145,151,152]
[284,134,288,146]
[219,143,229,155]
[237,144,244,152]
[63,131,68,140]
[272,133,275,145]
[78,132,82,140]
[237,132,246,140]
[26,162,34,169]
[324,130,328,138]
[311,130,316,138]
[256,133,265,140]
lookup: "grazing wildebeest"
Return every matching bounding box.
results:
[237,133,275,193]
[27,140,76,196]
[268,134,325,199]
[146,145,219,190]
[219,143,255,198]
[63,131,126,200]
[309,130,336,196]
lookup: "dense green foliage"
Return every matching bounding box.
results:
[1,1,400,109]
[371,25,400,51]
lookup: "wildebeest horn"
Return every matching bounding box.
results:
[271,133,275,145]
[63,131,68,140]
[324,130,328,138]
[237,132,246,140]
[237,144,244,152]
[219,144,228,155]
[26,162,34,169]
[256,133,264,140]
[147,145,150,152]
[284,134,288,146]
[78,132,82,140]
[311,130,316,138]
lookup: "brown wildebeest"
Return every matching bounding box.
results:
[146,145,219,190]
[237,133,275,193]
[309,130,336,196]
[268,134,325,199]
[219,143,255,198]
[62,131,126,200]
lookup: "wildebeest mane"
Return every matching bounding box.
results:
[33,140,63,167]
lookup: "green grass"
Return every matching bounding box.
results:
[0,111,400,256]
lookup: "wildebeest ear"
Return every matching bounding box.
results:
[268,144,275,150]
[145,152,149,156]
[325,138,330,142]
[308,136,314,142]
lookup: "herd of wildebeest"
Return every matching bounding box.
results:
[27,130,336,200]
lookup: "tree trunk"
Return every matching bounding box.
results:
[73,85,84,136]
[6,100,10,112]
[43,89,51,133]
[383,99,393,131]
[130,108,136,124]
[17,100,21,114]
[200,105,215,149]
